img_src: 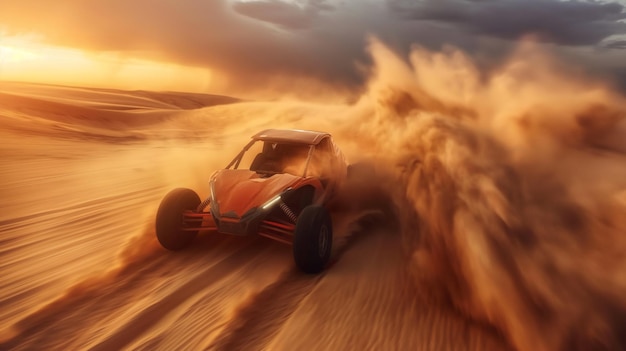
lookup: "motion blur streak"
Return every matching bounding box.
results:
[353,38,626,351]
[1,38,626,350]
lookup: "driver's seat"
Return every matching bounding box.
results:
[250,153,266,171]
[250,152,281,173]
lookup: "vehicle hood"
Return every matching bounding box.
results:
[211,169,302,218]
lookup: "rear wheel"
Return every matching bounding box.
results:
[156,188,201,251]
[293,205,333,274]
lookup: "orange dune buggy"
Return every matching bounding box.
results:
[155,129,348,273]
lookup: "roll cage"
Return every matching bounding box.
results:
[226,138,331,178]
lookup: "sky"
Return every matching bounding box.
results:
[0,0,625,96]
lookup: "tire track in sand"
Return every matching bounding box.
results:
[0,234,262,351]
[206,270,323,351]
[205,211,385,351]
[89,238,267,351]
[0,244,167,350]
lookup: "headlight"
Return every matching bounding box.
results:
[261,194,282,210]
[210,180,219,215]
[210,180,217,202]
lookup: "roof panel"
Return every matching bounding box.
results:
[252,129,330,145]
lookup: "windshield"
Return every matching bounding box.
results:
[229,140,313,177]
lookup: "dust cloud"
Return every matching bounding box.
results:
[349,39,626,351]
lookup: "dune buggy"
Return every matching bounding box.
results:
[155,129,348,273]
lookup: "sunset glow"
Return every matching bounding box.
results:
[0,36,214,92]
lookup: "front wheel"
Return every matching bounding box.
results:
[293,205,333,274]
[156,188,201,251]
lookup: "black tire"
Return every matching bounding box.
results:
[156,188,201,251]
[293,205,333,274]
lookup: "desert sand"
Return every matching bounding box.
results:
[4,41,626,351]
[0,82,509,350]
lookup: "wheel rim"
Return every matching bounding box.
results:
[318,225,329,258]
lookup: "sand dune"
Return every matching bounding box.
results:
[0,81,242,142]
[0,82,509,350]
[2,81,240,110]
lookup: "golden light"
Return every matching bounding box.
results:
[0,34,214,92]
[0,44,38,63]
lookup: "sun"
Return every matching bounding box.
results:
[0,44,38,63]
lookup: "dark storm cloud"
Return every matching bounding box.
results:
[232,0,335,29]
[0,0,625,93]
[389,0,626,46]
